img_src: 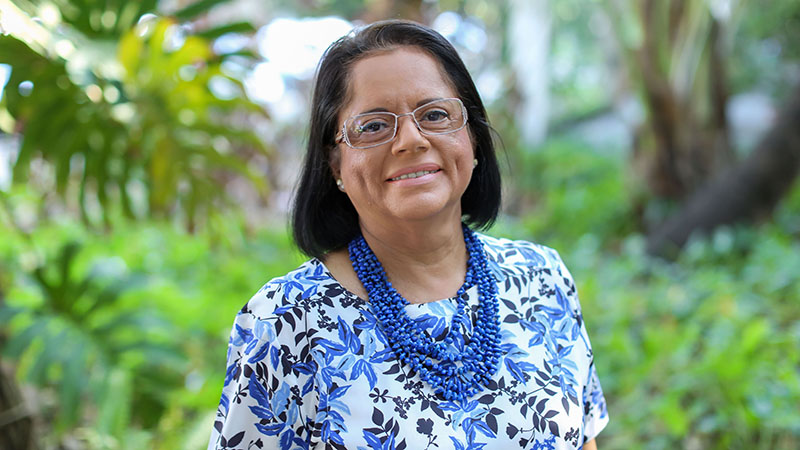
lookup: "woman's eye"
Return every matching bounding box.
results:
[357,120,389,134]
[421,109,449,122]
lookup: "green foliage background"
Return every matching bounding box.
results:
[504,141,800,449]
[0,0,798,449]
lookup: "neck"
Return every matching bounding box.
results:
[359,216,468,303]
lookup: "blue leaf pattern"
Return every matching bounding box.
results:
[208,235,608,449]
[248,373,270,408]
[248,405,274,420]
[247,342,270,364]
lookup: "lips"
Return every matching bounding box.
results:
[386,164,441,182]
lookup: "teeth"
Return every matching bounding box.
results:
[390,169,438,181]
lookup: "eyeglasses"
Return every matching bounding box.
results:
[335,98,467,149]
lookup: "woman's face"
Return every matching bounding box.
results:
[331,46,475,232]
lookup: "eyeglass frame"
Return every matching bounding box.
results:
[334,97,469,149]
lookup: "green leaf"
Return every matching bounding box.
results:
[59,341,88,427]
[194,22,256,40]
[118,30,144,76]
[0,304,22,325]
[96,367,133,437]
[3,320,40,359]
[172,0,230,21]
[28,325,66,385]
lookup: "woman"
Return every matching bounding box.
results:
[209,20,607,450]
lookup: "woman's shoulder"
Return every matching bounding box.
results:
[239,258,332,318]
[477,232,567,273]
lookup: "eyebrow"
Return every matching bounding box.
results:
[357,97,445,115]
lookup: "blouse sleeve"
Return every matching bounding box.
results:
[582,362,609,442]
[550,249,609,443]
[208,283,317,450]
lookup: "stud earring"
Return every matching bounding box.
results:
[473,158,478,167]
[336,178,345,191]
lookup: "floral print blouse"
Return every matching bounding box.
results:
[209,234,608,449]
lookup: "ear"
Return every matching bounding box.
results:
[329,145,342,179]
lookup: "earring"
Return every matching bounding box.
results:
[473,158,478,167]
[336,178,345,191]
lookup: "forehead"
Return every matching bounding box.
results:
[343,46,457,115]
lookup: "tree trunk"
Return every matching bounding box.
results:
[509,0,551,147]
[636,0,687,197]
[613,0,736,200]
[646,83,800,257]
[0,363,35,450]
[0,320,36,449]
[0,264,37,450]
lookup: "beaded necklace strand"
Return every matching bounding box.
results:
[348,224,502,402]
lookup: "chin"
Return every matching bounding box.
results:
[388,197,460,222]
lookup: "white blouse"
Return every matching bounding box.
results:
[209,234,608,449]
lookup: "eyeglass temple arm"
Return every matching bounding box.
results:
[334,124,345,144]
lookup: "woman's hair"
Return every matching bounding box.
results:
[291,19,502,258]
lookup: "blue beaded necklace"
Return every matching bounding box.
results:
[348,224,502,402]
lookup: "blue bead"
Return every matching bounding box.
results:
[348,224,501,402]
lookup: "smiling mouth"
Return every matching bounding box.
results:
[388,169,441,181]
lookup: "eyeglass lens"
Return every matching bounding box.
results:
[344,98,465,148]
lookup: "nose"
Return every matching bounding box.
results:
[391,113,429,155]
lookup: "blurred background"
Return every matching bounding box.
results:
[0,0,798,449]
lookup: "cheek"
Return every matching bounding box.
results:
[341,151,376,183]
[447,134,475,164]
